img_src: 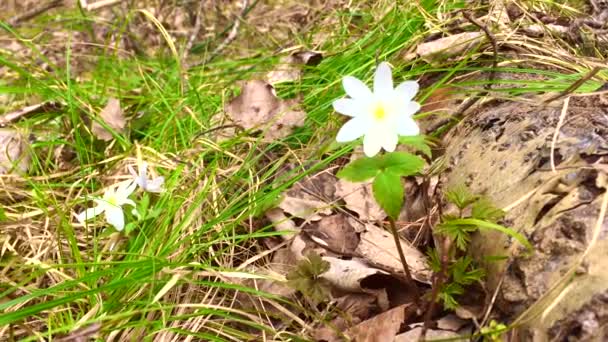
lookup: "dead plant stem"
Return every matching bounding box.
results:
[388,217,421,306]
[419,237,452,342]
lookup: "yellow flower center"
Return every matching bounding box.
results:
[373,104,386,120]
[106,194,118,206]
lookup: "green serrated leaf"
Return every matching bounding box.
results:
[445,184,478,209]
[398,135,433,158]
[372,171,403,219]
[471,198,505,222]
[337,156,382,182]
[380,152,425,177]
[449,218,533,250]
[286,252,330,304]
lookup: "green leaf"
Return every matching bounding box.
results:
[426,248,442,273]
[471,198,505,222]
[337,157,382,182]
[286,252,330,304]
[444,184,478,209]
[398,135,433,158]
[450,256,485,286]
[372,171,403,219]
[379,152,425,177]
[449,218,533,250]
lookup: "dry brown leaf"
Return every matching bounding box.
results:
[303,214,361,254]
[0,128,30,175]
[335,179,385,221]
[436,314,469,331]
[356,224,432,283]
[347,303,415,342]
[235,248,297,317]
[91,98,125,141]
[395,327,461,341]
[225,80,306,142]
[314,293,378,342]
[278,196,332,221]
[413,31,483,63]
[266,51,322,85]
[265,208,299,240]
[320,256,388,292]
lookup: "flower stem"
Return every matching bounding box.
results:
[388,217,420,306]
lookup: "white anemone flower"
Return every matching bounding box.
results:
[333,62,421,157]
[128,161,164,193]
[76,180,136,231]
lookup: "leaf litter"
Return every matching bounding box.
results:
[91,98,126,141]
[225,80,306,142]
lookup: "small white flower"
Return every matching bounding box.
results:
[76,180,136,231]
[333,62,421,157]
[128,161,164,193]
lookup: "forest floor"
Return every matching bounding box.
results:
[1,0,607,341]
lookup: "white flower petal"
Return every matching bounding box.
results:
[105,205,125,231]
[333,98,364,117]
[122,198,136,207]
[394,81,419,101]
[146,177,165,193]
[342,76,372,99]
[337,117,369,142]
[128,165,138,178]
[374,62,393,95]
[363,127,384,157]
[403,101,421,117]
[117,180,136,198]
[397,116,420,136]
[76,206,104,223]
[140,162,148,178]
[381,131,398,152]
[129,165,145,189]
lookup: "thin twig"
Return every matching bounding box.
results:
[462,11,498,91]
[388,218,421,306]
[542,67,602,104]
[8,0,63,26]
[183,0,205,61]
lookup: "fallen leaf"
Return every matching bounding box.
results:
[414,32,483,63]
[91,98,125,141]
[455,304,485,320]
[278,196,332,221]
[320,256,388,292]
[356,224,432,283]
[347,303,416,342]
[286,169,337,201]
[0,102,61,127]
[225,80,306,142]
[236,248,297,316]
[436,314,469,331]
[266,51,322,85]
[314,293,378,342]
[0,128,30,175]
[303,214,361,254]
[395,327,461,341]
[335,179,385,221]
[266,208,299,240]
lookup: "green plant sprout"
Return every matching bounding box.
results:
[428,185,531,311]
